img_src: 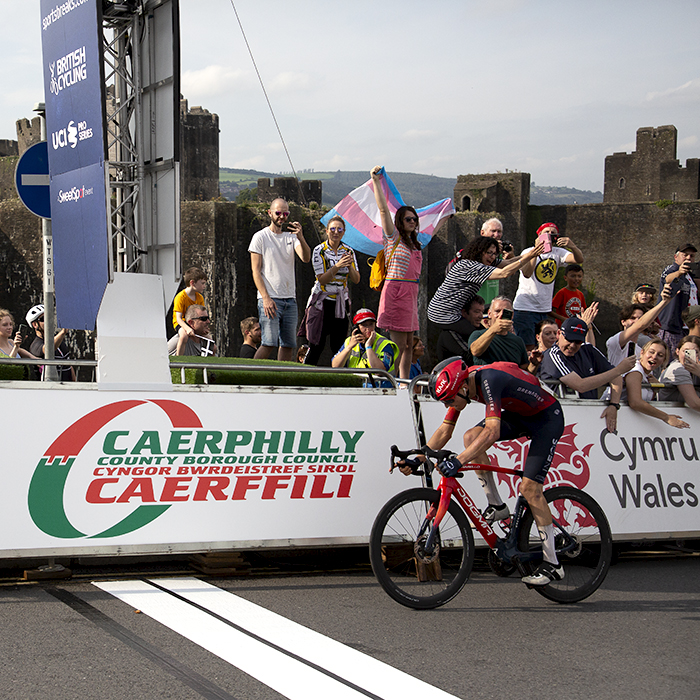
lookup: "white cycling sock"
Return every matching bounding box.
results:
[476,470,504,506]
[538,524,559,565]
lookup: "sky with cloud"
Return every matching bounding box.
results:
[3,0,699,192]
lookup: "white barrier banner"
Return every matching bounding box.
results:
[4,385,699,558]
[420,400,700,540]
[0,388,415,557]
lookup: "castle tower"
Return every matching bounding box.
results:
[180,98,220,201]
[604,125,700,203]
[453,172,530,242]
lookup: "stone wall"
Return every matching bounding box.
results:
[531,201,700,344]
[257,177,322,206]
[454,172,530,240]
[0,156,19,202]
[16,117,41,156]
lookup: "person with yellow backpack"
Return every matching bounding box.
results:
[370,166,423,380]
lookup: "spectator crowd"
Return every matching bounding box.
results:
[2,168,699,420]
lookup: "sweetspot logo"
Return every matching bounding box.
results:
[29,400,362,539]
[57,184,93,203]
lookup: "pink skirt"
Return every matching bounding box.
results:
[378,280,419,331]
[377,248,422,332]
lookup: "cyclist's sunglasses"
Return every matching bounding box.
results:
[443,389,469,406]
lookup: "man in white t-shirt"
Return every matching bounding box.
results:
[249,198,310,361]
[606,285,673,365]
[513,223,583,350]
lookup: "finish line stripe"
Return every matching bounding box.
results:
[96,577,459,700]
[148,577,459,700]
[96,578,372,700]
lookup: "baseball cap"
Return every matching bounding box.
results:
[685,305,700,325]
[353,308,376,325]
[561,316,588,342]
[536,222,559,236]
[635,282,655,292]
[676,242,698,253]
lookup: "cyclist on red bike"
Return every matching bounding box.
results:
[407,357,565,586]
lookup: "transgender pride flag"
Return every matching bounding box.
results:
[320,167,455,256]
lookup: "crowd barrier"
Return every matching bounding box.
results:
[0,364,698,560]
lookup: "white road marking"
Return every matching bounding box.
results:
[95,578,361,700]
[95,577,460,700]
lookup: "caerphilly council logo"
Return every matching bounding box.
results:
[28,399,201,539]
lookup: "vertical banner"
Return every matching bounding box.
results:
[40,0,109,330]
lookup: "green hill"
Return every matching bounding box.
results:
[219,168,603,208]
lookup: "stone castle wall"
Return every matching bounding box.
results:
[257,177,322,206]
[604,125,700,204]
[530,201,700,344]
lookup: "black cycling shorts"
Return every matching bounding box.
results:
[476,401,564,484]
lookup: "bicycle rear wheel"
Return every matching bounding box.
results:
[369,487,475,609]
[517,486,612,603]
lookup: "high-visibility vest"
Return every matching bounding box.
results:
[347,333,398,375]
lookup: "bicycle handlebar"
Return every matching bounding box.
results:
[390,444,461,477]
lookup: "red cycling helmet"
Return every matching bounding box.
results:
[428,356,470,403]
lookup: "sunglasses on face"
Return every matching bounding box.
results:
[404,216,418,223]
[193,315,209,322]
[273,211,290,218]
[328,227,345,233]
[443,389,468,406]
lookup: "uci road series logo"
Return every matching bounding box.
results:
[51,119,94,150]
[29,400,362,539]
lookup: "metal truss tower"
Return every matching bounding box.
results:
[100,0,181,304]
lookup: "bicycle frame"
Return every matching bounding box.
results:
[424,463,576,566]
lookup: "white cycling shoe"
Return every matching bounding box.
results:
[482,503,510,525]
[522,561,565,586]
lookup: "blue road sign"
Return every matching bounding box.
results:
[15,141,51,219]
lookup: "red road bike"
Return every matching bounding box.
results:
[369,445,612,609]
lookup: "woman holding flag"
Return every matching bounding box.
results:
[371,165,423,379]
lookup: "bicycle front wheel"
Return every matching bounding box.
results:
[518,486,612,603]
[369,488,475,609]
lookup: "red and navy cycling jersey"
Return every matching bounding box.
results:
[473,362,557,419]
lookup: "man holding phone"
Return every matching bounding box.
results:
[468,296,529,369]
[249,198,310,362]
[658,242,699,358]
[512,222,584,351]
[331,308,398,386]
